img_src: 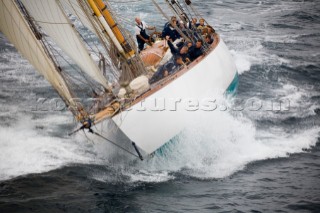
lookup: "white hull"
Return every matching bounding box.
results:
[109,38,238,155]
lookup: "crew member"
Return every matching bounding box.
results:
[149,56,184,83]
[135,17,155,51]
[189,39,204,61]
[166,36,190,63]
[162,16,181,42]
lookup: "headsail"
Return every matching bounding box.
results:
[19,0,111,91]
[61,0,95,34]
[0,0,77,109]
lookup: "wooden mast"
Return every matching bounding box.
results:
[87,0,135,59]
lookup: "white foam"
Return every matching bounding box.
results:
[125,170,174,183]
[0,115,98,181]
[230,49,252,74]
[132,108,319,180]
[1,103,317,183]
[264,34,298,44]
[91,166,173,183]
[275,83,318,118]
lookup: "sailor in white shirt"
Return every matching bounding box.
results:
[135,17,155,51]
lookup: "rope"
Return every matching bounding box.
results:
[69,117,141,159]
[83,129,96,144]
[91,130,141,159]
[151,0,190,42]
[31,21,69,25]
[46,42,99,92]
[181,0,194,20]
[66,0,101,58]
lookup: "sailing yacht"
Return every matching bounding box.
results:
[0,0,238,159]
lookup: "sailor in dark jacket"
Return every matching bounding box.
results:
[189,39,204,61]
[149,56,184,84]
[166,36,190,63]
[161,16,181,42]
[135,17,155,51]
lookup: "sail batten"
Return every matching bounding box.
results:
[19,0,111,91]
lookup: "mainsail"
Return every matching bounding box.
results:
[19,0,111,91]
[0,0,77,109]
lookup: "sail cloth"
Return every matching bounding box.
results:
[60,0,95,34]
[61,0,116,78]
[0,0,76,108]
[19,0,110,90]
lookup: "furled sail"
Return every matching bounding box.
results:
[0,0,76,108]
[19,0,111,91]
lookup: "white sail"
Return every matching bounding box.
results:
[0,0,76,108]
[61,0,112,52]
[19,0,110,90]
[61,0,95,33]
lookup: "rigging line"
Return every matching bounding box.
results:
[181,0,194,20]
[103,3,147,77]
[174,1,199,42]
[65,0,101,57]
[46,42,100,92]
[56,0,112,93]
[15,1,77,109]
[165,0,195,42]
[83,129,96,144]
[151,0,190,42]
[90,130,141,159]
[30,20,71,25]
[64,1,91,21]
[60,68,90,92]
[41,36,61,68]
[92,113,118,135]
[176,0,193,25]
[77,0,117,79]
[109,0,146,3]
[77,31,101,58]
[55,67,89,91]
[55,68,93,100]
[114,16,134,27]
[165,0,180,18]
[187,1,210,26]
[18,1,62,69]
[167,2,209,49]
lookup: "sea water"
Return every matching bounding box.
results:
[0,0,319,212]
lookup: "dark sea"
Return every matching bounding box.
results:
[1,0,320,212]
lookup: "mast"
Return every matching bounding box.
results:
[88,0,135,59]
[87,0,147,84]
